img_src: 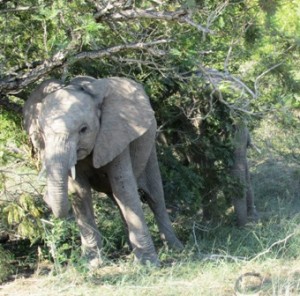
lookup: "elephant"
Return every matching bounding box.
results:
[23,76,183,266]
[229,121,259,226]
[200,121,259,226]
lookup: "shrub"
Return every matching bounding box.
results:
[0,246,13,283]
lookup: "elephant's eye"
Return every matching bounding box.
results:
[79,125,88,134]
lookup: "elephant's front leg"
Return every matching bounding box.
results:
[107,147,159,265]
[69,176,103,267]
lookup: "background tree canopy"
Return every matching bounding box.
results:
[0,0,299,252]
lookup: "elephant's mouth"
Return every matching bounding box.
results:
[77,148,89,160]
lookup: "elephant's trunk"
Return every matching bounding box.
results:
[44,134,76,218]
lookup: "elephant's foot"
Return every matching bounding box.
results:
[247,207,260,223]
[81,246,103,269]
[133,247,160,267]
[170,238,184,251]
[158,226,184,251]
[236,216,248,227]
[163,234,184,251]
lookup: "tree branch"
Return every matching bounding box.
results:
[0,51,68,95]
[95,8,214,34]
[0,39,170,97]
[254,62,283,97]
[250,231,299,262]
[74,39,170,61]
[0,6,38,13]
[96,7,187,21]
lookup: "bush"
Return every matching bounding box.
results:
[0,246,13,283]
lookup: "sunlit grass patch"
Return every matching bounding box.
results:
[2,256,299,296]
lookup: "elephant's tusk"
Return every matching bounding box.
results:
[71,166,76,180]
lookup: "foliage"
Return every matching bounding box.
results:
[1,192,44,241]
[92,195,128,256]
[0,110,27,165]
[41,218,82,268]
[159,146,202,215]
[0,108,45,241]
[0,0,299,281]
[0,245,13,283]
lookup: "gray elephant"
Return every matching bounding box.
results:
[229,121,259,226]
[199,120,259,226]
[23,76,183,266]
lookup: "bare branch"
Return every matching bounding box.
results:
[203,253,247,262]
[191,66,259,116]
[73,39,170,60]
[181,16,214,34]
[95,8,214,34]
[224,41,234,73]
[192,221,202,256]
[254,62,283,97]
[250,230,299,262]
[0,50,68,95]
[0,39,170,97]
[199,66,257,99]
[0,6,38,13]
[206,0,229,29]
[214,91,256,115]
[96,7,187,21]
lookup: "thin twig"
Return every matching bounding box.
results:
[254,62,283,97]
[202,253,247,262]
[192,221,202,256]
[250,230,299,261]
[0,6,39,13]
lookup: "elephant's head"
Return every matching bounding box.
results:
[23,76,154,218]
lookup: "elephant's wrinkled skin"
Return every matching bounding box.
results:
[23,76,183,266]
[230,122,259,226]
[200,121,259,226]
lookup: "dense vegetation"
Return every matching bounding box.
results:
[0,0,299,293]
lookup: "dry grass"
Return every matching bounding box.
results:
[1,257,300,296]
[1,115,300,296]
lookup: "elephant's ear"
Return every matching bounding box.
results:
[23,79,63,151]
[83,77,155,168]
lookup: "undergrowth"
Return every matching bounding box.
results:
[0,245,13,283]
[0,111,299,294]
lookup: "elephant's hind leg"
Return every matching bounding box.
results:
[231,167,248,227]
[245,162,259,222]
[139,147,183,251]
